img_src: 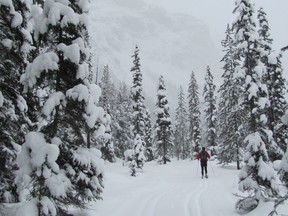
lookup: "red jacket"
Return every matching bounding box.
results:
[197,151,211,160]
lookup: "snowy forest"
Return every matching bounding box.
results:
[0,0,288,216]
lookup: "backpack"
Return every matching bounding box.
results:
[201,151,207,161]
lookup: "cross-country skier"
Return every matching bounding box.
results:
[197,147,211,178]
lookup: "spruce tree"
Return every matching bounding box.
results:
[99,65,116,113]
[98,112,116,162]
[174,86,189,159]
[257,7,287,158]
[130,45,146,138]
[232,1,279,213]
[269,112,288,215]
[18,1,105,214]
[154,75,173,164]
[113,82,133,158]
[144,108,154,161]
[203,66,217,152]
[0,0,31,202]
[187,71,201,155]
[98,65,116,162]
[217,24,244,169]
[130,45,146,170]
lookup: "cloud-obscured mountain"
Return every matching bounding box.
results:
[89,0,221,112]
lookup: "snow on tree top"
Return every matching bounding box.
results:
[258,158,276,181]
[40,196,57,215]
[268,53,278,64]
[43,1,79,26]
[1,38,13,49]
[42,92,66,117]
[45,170,72,198]
[66,84,90,102]
[11,11,23,27]
[57,43,80,64]
[0,0,14,8]
[77,63,90,81]
[20,52,59,90]
[17,95,28,112]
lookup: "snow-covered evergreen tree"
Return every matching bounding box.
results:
[0,0,31,202]
[269,111,288,215]
[98,112,116,162]
[144,108,154,161]
[187,71,201,156]
[113,82,133,158]
[217,24,245,169]
[132,134,146,171]
[203,66,217,152]
[257,7,287,158]
[16,132,67,215]
[18,1,105,214]
[232,0,279,213]
[97,65,116,162]
[129,45,147,172]
[99,64,116,114]
[174,86,189,159]
[154,75,173,164]
[130,45,146,139]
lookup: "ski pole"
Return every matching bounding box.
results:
[209,160,215,177]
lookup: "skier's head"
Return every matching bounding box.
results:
[202,147,205,151]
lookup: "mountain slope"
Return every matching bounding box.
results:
[89,0,221,111]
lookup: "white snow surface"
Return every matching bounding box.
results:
[3,159,288,215]
[66,159,287,216]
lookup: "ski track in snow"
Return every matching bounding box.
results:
[85,159,240,216]
[187,178,208,216]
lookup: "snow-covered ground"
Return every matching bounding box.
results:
[70,159,288,216]
[1,159,287,215]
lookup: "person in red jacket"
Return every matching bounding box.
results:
[197,147,211,178]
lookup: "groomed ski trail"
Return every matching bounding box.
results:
[84,159,240,216]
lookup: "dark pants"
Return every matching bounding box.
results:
[200,160,208,176]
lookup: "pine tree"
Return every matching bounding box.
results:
[0,0,31,202]
[217,24,244,169]
[174,86,189,159]
[203,66,217,152]
[187,71,201,156]
[232,1,279,213]
[257,7,287,158]
[130,45,146,170]
[18,1,105,214]
[154,75,173,164]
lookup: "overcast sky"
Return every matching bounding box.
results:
[144,0,288,52]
